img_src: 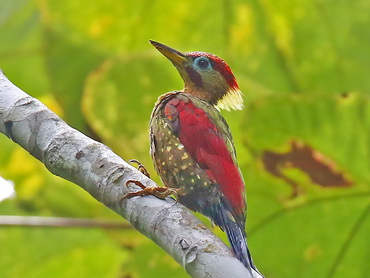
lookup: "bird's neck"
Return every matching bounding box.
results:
[183,85,227,106]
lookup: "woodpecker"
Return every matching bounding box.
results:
[126,41,262,276]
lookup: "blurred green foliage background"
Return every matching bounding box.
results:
[1,0,370,277]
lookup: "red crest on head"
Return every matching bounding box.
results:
[186,52,239,91]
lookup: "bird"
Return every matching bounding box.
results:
[124,40,262,277]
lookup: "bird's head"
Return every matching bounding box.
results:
[150,40,243,111]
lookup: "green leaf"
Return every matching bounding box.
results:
[122,237,188,278]
[0,227,126,278]
[1,0,370,277]
[241,93,370,277]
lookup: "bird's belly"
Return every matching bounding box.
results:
[151,117,221,212]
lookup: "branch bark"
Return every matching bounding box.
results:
[0,70,260,278]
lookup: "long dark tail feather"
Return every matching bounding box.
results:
[213,203,264,277]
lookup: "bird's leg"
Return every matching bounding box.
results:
[121,180,181,201]
[128,159,150,178]
[123,160,181,201]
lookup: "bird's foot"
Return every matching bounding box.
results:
[122,180,179,201]
[128,159,150,178]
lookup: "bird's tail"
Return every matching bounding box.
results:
[213,203,264,277]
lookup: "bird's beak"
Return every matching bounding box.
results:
[150,40,187,66]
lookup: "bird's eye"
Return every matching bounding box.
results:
[194,57,211,70]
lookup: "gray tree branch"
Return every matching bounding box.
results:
[0,70,260,277]
[0,215,130,228]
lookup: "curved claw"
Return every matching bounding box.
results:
[125,179,146,189]
[128,159,150,178]
[128,159,141,165]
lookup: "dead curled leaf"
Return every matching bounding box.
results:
[262,140,352,195]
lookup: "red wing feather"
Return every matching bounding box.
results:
[164,97,245,215]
